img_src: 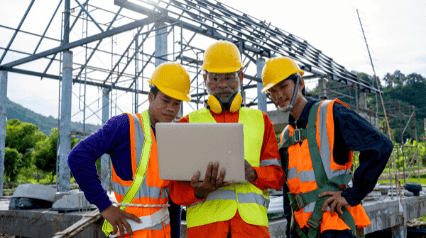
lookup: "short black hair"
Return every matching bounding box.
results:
[150,85,159,99]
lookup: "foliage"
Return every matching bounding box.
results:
[32,127,79,176]
[5,119,47,168]
[4,147,22,182]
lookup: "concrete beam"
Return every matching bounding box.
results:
[0,71,7,197]
[0,207,106,238]
[363,195,426,234]
[256,58,267,112]
[58,51,73,192]
[101,89,110,192]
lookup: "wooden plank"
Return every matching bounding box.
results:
[53,209,102,238]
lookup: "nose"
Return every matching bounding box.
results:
[216,78,229,89]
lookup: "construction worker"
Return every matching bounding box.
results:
[68,62,191,238]
[261,56,393,238]
[169,40,285,238]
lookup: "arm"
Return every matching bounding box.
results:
[67,114,132,212]
[335,104,393,206]
[251,113,285,191]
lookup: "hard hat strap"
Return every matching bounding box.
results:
[279,74,300,112]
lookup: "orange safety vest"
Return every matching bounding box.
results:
[111,113,171,238]
[280,99,371,233]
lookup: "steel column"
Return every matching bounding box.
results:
[58,51,73,192]
[155,23,168,66]
[101,88,110,191]
[256,58,267,112]
[0,71,7,196]
[318,78,328,99]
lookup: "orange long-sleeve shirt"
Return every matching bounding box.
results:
[170,108,285,206]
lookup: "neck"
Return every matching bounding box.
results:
[148,109,157,127]
[289,96,307,121]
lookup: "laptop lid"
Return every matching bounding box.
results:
[156,123,245,182]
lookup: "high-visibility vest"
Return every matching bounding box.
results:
[280,99,371,233]
[102,111,171,238]
[186,107,270,228]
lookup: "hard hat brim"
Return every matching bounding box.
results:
[261,70,304,93]
[156,85,191,101]
[201,66,242,74]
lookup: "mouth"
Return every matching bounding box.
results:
[163,114,175,120]
[276,99,289,107]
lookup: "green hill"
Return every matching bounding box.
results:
[6,98,101,136]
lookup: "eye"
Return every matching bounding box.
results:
[163,99,170,103]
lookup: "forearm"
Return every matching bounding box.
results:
[252,165,284,190]
[169,181,204,206]
[342,142,393,206]
[68,146,111,211]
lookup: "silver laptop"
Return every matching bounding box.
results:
[156,123,245,182]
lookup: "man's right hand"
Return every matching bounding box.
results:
[101,204,142,238]
[190,162,234,199]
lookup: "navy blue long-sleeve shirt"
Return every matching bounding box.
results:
[284,98,393,206]
[68,114,181,238]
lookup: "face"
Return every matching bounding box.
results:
[148,90,182,123]
[203,71,243,102]
[268,79,296,109]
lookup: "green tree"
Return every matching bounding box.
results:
[4,147,22,182]
[32,128,79,180]
[6,119,47,168]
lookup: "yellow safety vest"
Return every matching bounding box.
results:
[187,107,270,228]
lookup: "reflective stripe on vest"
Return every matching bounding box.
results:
[113,179,169,199]
[131,114,144,170]
[259,159,282,167]
[186,107,269,228]
[187,190,269,209]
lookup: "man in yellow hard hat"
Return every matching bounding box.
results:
[262,56,392,238]
[68,62,191,238]
[169,40,285,238]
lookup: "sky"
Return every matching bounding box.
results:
[1,0,425,128]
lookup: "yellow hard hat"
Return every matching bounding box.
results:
[148,62,191,101]
[261,57,304,92]
[201,40,243,73]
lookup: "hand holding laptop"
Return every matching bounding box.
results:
[190,162,234,199]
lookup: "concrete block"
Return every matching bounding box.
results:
[266,110,289,134]
[12,184,57,202]
[51,191,96,212]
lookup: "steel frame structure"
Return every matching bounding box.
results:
[0,0,382,193]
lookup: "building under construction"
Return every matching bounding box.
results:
[0,0,424,237]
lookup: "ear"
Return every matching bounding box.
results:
[298,77,305,93]
[148,91,154,105]
[239,71,244,86]
[203,73,207,84]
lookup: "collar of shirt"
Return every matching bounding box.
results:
[288,98,318,129]
[151,125,156,137]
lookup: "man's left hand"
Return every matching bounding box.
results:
[244,160,257,182]
[318,191,350,216]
